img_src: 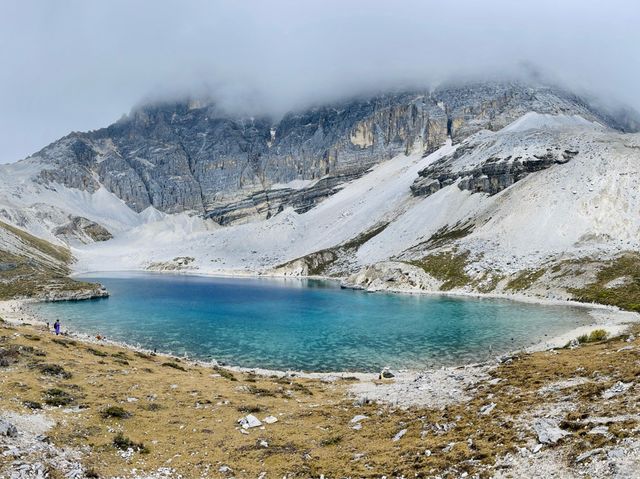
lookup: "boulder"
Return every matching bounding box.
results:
[0,419,17,437]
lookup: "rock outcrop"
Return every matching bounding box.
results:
[21,81,637,225]
[411,149,580,198]
[53,216,113,244]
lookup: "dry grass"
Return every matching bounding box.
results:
[0,322,638,477]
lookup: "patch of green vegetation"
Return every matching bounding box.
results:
[245,385,277,397]
[213,366,237,381]
[161,361,186,371]
[505,268,546,291]
[471,271,504,293]
[43,388,74,406]
[37,363,72,379]
[408,250,472,291]
[23,334,40,341]
[86,347,108,357]
[0,344,21,366]
[320,435,343,447]
[101,406,131,419]
[0,220,71,264]
[289,382,313,396]
[425,223,475,249]
[134,351,153,360]
[276,223,389,277]
[0,221,105,300]
[236,404,263,413]
[112,432,149,453]
[84,468,100,479]
[23,400,42,409]
[341,222,390,250]
[52,338,77,348]
[577,329,608,344]
[570,253,640,311]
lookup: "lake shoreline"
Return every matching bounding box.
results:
[72,267,621,312]
[2,285,638,382]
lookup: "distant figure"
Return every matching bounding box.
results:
[46,322,50,331]
[54,320,61,336]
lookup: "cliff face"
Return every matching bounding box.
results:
[23,82,637,224]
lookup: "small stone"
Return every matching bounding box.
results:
[602,381,633,399]
[531,443,543,454]
[532,418,569,444]
[350,415,368,424]
[392,429,407,442]
[588,425,609,436]
[263,415,278,424]
[479,403,496,415]
[238,414,262,429]
[0,419,17,438]
[218,465,232,473]
[575,448,604,463]
[380,368,395,379]
[607,448,625,459]
[259,440,269,448]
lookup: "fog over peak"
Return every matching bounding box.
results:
[1,0,638,163]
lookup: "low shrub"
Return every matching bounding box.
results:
[24,400,42,409]
[320,435,343,447]
[101,406,131,419]
[112,433,149,453]
[237,404,263,413]
[37,363,72,379]
[87,347,108,357]
[212,366,236,381]
[161,362,186,371]
[43,388,73,406]
[577,329,608,344]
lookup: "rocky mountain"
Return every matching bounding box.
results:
[1,79,640,307]
[22,81,636,225]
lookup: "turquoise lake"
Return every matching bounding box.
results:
[31,273,593,372]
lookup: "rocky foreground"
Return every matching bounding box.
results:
[0,308,639,478]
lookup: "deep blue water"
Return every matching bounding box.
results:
[31,273,592,372]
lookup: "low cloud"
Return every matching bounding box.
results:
[1,0,638,162]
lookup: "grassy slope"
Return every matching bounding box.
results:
[570,253,640,312]
[1,321,638,477]
[0,221,99,299]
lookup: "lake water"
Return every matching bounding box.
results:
[32,272,593,372]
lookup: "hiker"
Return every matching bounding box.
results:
[54,320,61,336]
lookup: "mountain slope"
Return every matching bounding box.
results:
[0,221,106,300]
[1,80,639,308]
[11,82,636,222]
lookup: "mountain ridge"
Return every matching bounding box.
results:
[1,80,640,309]
[18,81,639,222]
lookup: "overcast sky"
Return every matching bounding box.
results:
[0,0,638,163]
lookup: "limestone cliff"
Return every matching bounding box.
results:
[22,81,635,225]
